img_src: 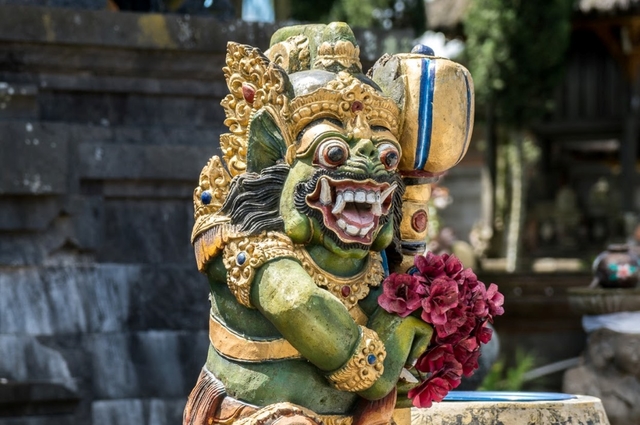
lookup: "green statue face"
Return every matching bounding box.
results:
[281,119,401,259]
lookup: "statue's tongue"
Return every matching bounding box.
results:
[340,203,375,226]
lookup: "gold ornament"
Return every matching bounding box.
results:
[326,326,386,392]
[223,232,296,308]
[234,402,353,425]
[192,156,232,243]
[193,224,235,273]
[292,247,383,312]
[209,313,302,362]
[216,43,400,177]
[220,231,383,320]
[290,72,400,153]
[220,42,292,177]
[314,40,362,73]
[265,35,311,74]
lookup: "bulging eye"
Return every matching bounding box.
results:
[378,143,399,170]
[315,139,349,168]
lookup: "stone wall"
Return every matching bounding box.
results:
[0,6,414,424]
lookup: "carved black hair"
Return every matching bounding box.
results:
[220,163,290,234]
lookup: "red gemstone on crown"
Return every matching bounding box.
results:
[351,101,364,112]
[242,84,255,104]
[341,285,351,297]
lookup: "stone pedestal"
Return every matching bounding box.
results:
[411,395,609,425]
[565,288,640,425]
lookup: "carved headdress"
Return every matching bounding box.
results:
[191,23,474,270]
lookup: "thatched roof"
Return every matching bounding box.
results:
[426,0,640,31]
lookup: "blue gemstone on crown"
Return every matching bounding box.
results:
[236,252,247,266]
[201,191,212,205]
[367,354,377,365]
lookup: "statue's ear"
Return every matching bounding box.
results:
[246,109,288,173]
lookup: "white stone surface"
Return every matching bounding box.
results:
[411,395,610,425]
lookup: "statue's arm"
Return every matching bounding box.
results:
[251,257,360,371]
[252,257,432,401]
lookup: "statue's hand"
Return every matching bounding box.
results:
[358,308,432,401]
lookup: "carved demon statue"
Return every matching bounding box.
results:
[185,23,474,425]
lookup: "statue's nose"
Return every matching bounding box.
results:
[353,139,377,159]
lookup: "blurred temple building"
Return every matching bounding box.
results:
[429,0,640,261]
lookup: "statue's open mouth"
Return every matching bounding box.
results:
[306,176,397,244]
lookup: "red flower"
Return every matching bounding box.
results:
[468,284,488,318]
[421,277,458,325]
[486,283,505,316]
[415,344,460,374]
[457,269,482,305]
[376,251,505,408]
[433,306,468,338]
[442,254,463,279]
[476,322,493,344]
[378,273,426,317]
[415,251,446,278]
[454,337,480,376]
[407,376,452,408]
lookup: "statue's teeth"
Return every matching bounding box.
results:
[366,191,376,203]
[319,178,332,205]
[346,224,360,236]
[355,190,366,203]
[372,200,382,215]
[332,193,346,215]
[343,191,354,202]
[380,183,398,204]
[337,218,347,230]
[360,223,374,237]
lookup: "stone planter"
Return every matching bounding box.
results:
[568,287,640,315]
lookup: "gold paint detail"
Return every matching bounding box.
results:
[292,248,383,311]
[220,42,292,176]
[348,304,369,326]
[319,415,354,425]
[395,55,474,174]
[214,43,401,177]
[326,326,386,392]
[291,72,400,151]
[315,40,362,72]
[234,402,353,425]
[192,155,233,242]
[403,183,432,203]
[399,183,431,242]
[265,35,311,74]
[136,14,177,48]
[208,314,302,362]
[218,230,381,315]
[193,224,236,272]
[223,232,296,308]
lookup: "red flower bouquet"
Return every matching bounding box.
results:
[378,252,504,408]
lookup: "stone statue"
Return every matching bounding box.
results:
[184,22,502,425]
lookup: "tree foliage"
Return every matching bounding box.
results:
[291,0,425,33]
[463,0,574,127]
